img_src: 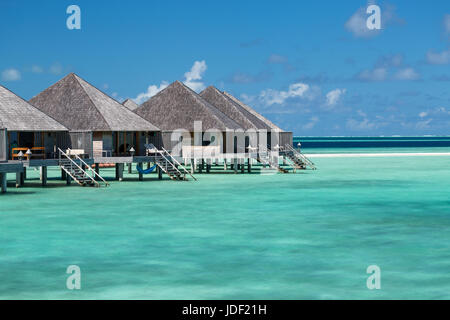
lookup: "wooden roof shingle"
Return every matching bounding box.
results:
[122,99,139,111]
[30,73,160,132]
[136,81,242,131]
[222,91,284,132]
[0,85,67,132]
[200,86,273,131]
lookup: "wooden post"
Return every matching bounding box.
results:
[95,164,99,180]
[138,163,143,181]
[1,173,7,193]
[190,159,194,174]
[61,169,66,180]
[16,172,21,188]
[41,166,47,186]
[199,159,203,173]
[248,158,252,173]
[206,160,211,173]
[240,159,244,173]
[66,173,71,185]
[158,166,163,180]
[118,163,124,181]
[21,169,25,186]
[224,160,227,171]
[233,159,238,174]
[128,163,132,174]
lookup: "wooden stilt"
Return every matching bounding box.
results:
[118,163,124,181]
[138,163,143,181]
[95,164,99,180]
[1,173,7,193]
[41,166,47,186]
[16,171,21,188]
[158,166,163,180]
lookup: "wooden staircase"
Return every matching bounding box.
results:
[58,148,109,187]
[283,144,316,170]
[256,148,289,173]
[147,144,196,181]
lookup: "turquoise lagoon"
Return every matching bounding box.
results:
[1,145,450,299]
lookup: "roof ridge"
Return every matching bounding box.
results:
[223,91,283,131]
[202,86,258,130]
[175,82,242,129]
[74,74,159,131]
[72,74,112,130]
[0,84,68,131]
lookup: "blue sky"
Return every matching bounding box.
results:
[0,0,449,136]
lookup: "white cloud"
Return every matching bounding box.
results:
[419,112,428,118]
[240,93,255,104]
[183,60,207,92]
[133,60,207,103]
[31,65,43,73]
[346,118,377,131]
[259,83,310,106]
[345,7,378,38]
[133,81,169,104]
[394,67,420,80]
[49,63,63,75]
[345,3,401,38]
[444,14,450,36]
[302,116,319,130]
[356,67,388,81]
[426,49,450,65]
[326,88,346,106]
[1,68,21,81]
[416,119,432,130]
[267,54,288,64]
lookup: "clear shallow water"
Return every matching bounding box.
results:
[1,151,450,299]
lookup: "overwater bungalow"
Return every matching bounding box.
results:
[0,85,68,160]
[220,89,293,149]
[122,99,139,111]
[135,80,242,157]
[30,73,161,159]
[200,86,276,151]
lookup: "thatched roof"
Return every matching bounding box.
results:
[0,85,67,132]
[30,73,159,132]
[200,86,272,131]
[122,99,139,111]
[222,91,284,132]
[136,81,241,131]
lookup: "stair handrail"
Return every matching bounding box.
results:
[160,146,197,181]
[58,148,100,187]
[285,144,316,169]
[68,149,110,186]
[148,145,184,179]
